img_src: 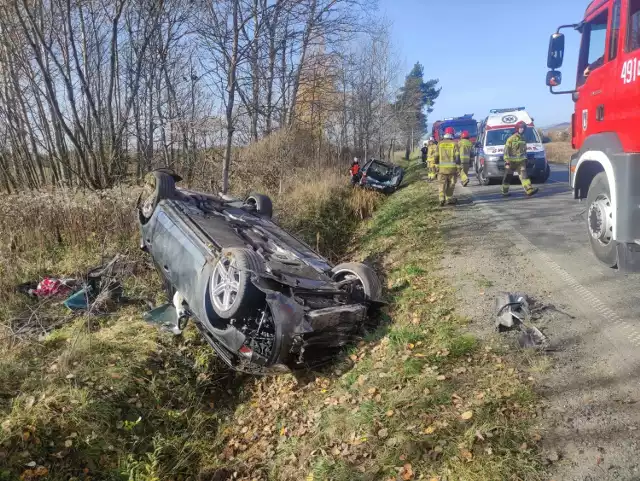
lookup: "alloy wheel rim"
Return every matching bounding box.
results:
[211,257,240,311]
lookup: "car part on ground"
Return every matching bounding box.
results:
[495,292,549,349]
[137,169,383,374]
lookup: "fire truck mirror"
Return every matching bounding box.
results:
[547,33,565,69]
[546,70,562,88]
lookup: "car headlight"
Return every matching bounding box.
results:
[486,155,502,162]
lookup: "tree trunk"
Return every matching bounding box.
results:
[222,0,240,194]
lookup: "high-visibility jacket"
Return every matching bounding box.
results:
[504,133,527,163]
[458,139,474,163]
[427,144,438,163]
[435,139,460,173]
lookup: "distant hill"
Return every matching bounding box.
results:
[542,122,570,131]
[541,122,571,143]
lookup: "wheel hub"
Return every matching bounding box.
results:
[211,257,240,311]
[588,194,613,245]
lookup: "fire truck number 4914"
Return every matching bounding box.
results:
[621,58,640,84]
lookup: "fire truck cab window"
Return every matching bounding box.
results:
[608,0,621,60]
[627,0,640,52]
[578,11,608,85]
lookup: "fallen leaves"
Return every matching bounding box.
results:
[377,428,389,439]
[399,463,414,480]
[460,448,473,461]
[460,411,474,421]
[20,466,49,480]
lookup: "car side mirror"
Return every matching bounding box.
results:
[546,70,562,87]
[547,33,565,69]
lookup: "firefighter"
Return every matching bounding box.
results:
[458,130,474,187]
[502,121,538,197]
[349,157,361,186]
[426,137,438,181]
[420,141,428,166]
[435,127,460,206]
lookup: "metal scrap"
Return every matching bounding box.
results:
[495,292,549,349]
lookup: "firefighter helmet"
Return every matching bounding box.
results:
[444,127,455,136]
[461,130,470,139]
[515,121,527,131]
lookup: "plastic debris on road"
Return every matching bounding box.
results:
[495,292,549,349]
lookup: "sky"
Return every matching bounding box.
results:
[379,0,587,128]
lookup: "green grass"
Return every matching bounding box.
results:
[211,152,545,480]
[0,173,383,481]
[0,152,545,481]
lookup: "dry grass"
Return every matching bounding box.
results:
[0,149,544,480]
[544,141,575,164]
[0,157,381,480]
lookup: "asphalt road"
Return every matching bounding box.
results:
[465,164,640,350]
[445,164,640,480]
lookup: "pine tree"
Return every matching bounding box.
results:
[396,63,440,160]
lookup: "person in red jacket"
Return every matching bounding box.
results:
[349,157,361,185]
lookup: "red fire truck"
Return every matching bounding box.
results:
[546,0,640,271]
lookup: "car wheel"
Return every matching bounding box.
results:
[140,171,176,220]
[477,167,491,186]
[543,164,551,182]
[586,172,617,268]
[331,262,382,302]
[210,248,265,319]
[245,193,273,218]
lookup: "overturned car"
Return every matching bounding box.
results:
[137,170,382,373]
[359,159,404,194]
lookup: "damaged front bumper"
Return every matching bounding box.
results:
[254,277,369,371]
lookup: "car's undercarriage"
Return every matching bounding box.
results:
[138,170,382,373]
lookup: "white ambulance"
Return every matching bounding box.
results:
[474,107,550,185]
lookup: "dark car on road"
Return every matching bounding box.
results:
[137,170,382,373]
[474,123,550,186]
[359,159,404,194]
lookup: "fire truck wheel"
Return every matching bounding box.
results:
[586,172,617,268]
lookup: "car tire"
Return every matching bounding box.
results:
[531,165,551,184]
[209,248,265,319]
[477,167,491,186]
[140,170,176,220]
[331,262,382,302]
[245,193,273,218]
[586,172,617,268]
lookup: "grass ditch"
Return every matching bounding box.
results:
[212,158,545,480]
[0,172,381,480]
[0,154,545,480]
